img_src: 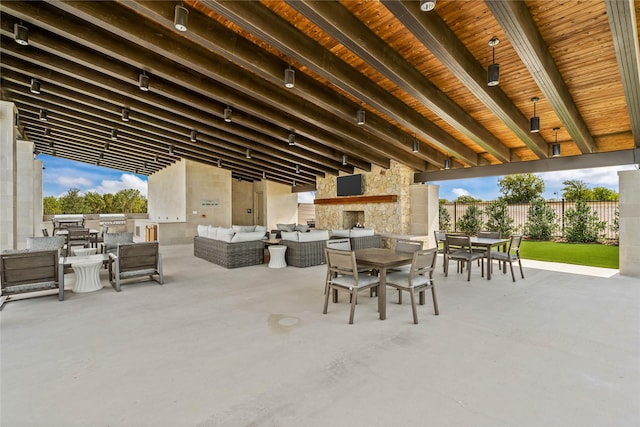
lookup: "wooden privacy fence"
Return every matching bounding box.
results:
[443,200,619,239]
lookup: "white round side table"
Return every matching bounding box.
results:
[268,245,287,268]
[71,259,103,293]
[73,247,98,256]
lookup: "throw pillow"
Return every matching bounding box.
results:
[216,227,234,243]
[298,229,329,242]
[232,225,256,233]
[276,223,296,232]
[197,224,208,237]
[207,226,219,239]
[231,231,267,243]
[294,224,310,233]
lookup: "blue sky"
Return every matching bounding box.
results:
[39,153,634,202]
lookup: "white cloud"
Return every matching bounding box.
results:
[452,188,470,197]
[539,165,635,188]
[88,174,148,197]
[297,191,316,203]
[57,176,92,187]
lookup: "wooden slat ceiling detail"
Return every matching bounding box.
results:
[1,0,637,189]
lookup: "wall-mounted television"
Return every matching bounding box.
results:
[337,174,363,196]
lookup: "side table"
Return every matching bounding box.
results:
[71,259,103,293]
[268,245,287,268]
[73,247,98,256]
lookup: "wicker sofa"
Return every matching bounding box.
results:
[194,236,264,269]
[331,229,383,250]
[280,230,330,268]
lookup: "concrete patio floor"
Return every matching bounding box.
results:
[2,243,639,427]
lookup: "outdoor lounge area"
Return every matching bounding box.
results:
[2,243,638,426]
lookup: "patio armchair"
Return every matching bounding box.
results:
[444,234,485,281]
[489,234,524,282]
[323,248,380,324]
[434,230,447,272]
[108,242,163,292]
[385,248,439,324]
[1,250,63,307]
[102,232,134,255]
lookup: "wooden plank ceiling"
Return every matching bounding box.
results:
[1,0,638,189]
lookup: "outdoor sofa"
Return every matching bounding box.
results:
[194,225,267,269]
[280,229,330,267]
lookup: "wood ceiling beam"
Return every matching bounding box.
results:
[0,3,384,172]
[120,0,440,169]
[1,56,335,178]
[34,1,403,171]
[287,0,511,164]
[604,0,640,148]
[485,0,597,154]
[197,0,465,167]
[0,32,363,175]
[384,0,549,159]
[8,89,317,184]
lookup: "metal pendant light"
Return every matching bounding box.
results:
[39,109,47,121]
[530,97,540,133]
[190,129,197,142]
[122,107,130,122]
[224,106,232,123]
[412,136,419,153]
[487,37,500,87]
[174,5,188,32]
[288,132,296,146]
[30,78,41,94]
[111,129,118,140]
[552,127,561,157]
[420,0,436,12]
[284,65,295,88]
[342,154,348,165]
[444,157,451,170]
[139,72,149,91]
[246,148,251,159]
[14,23,28,45]
[356,107,365,125]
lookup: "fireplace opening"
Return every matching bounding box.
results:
[343,210,365,229]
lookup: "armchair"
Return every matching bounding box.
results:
[108,242,163,292]
[1,250,63,307]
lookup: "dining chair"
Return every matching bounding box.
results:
[65,228,91,256]
[475,231,501,266]
[433,230,447,272]
[444,234,485,281]
[488,234,524,282]
[385,248,439,324]
[390,239,423,274]
[323,248,380,324]
[326,238,351,251]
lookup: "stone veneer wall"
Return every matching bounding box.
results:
[315,160,414,234]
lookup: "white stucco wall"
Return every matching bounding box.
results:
[618,169,640,277]
[265,180,297,230]
[148,160,187,223]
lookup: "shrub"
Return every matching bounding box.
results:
[456,204,483,235]
[523,197,557,240]
[564,199,607,243]
[484,198,514,238]
[439,202,451,231]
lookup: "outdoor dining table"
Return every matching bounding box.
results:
[469,237,509,280]
[354,247,413,320]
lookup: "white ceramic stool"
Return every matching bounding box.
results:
[268,245,287,268]
[71,259,103,293]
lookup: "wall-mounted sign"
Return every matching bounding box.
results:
[201,199,220,207]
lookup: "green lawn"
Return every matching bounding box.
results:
[519,240,619,269]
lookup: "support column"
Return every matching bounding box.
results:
[618,169,640,277]
[409,183,439,248]
[0,101,18,250]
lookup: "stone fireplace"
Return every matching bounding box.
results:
[343,210,365,228]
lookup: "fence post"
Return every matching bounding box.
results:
[561,199,565,236]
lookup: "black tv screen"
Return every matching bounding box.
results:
[337,174,363,196]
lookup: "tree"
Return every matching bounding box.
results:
[523,196,557,240]
[43,196,61,215]
[562,180,593,201]
[59,188,86,214]
[456,204,483,235]
[592,186,618,201]
[564,199,606,242]
[498,173,545,203]
[484,198,514,238]
[438,202,451,231]
[454,195,481,204]
[84,191,106,214]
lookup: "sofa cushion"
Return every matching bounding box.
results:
[280,231,298,241]
[197,224,209,237]
[277,223,296,232]
[216,227,234,243]
[254,225,267,234]
[232,225,256,233]
[207,226,219,240]
[231,231,266,243]
[350,228,375,237]
[331,229,350,238]
[294,224,310,233]
[299,229,329,242]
